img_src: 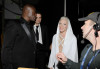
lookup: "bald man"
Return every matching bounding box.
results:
[1,4,37,69]
[22,4,36,22]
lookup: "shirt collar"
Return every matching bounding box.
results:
[20,17,30,25]
[34,24,40,28]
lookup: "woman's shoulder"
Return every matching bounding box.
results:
[69,34,77,42]
[52,34,57,39]
[52,33,58,37]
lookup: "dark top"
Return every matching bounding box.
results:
[34,25,49,69]
[1,17,37,68]
[64,44,100,69]
[36,25,49,52]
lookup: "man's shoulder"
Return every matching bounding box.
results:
[7,19,20,24]
[40,25,48,31]
[41,24,47,28]
[81,44,91,55]
[4,19,22,31]
[85,44,92,49]
[6,20,19,27]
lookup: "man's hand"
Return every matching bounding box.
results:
[56,53,67,63]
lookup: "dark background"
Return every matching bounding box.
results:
[0,0,100,68]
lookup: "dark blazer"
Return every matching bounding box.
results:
[1,18,37,68]
[64,44,100,69]
[36,25,49,52]
[35,24,49,69]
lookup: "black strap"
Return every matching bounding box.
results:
[21,23,32,40]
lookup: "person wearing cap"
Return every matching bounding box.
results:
[56,12,100,69]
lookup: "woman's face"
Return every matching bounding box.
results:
[59,19,68,33]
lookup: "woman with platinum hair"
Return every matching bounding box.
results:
[48,16,78,69]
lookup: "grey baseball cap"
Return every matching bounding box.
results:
[78,12,100,23]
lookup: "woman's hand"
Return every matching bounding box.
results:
[50,68,53,69]
[56,53,67,63]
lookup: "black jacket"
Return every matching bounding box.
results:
[36,25,49,53]
[34,24,49,69]
[64,44,100,69]
[1,18,37,68]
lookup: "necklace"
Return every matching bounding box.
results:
[58,34,65,53]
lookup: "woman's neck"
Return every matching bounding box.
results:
[60,31,66,38]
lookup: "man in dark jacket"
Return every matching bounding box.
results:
[56,12,100,69]
[1,4,37,69]
[33,12,49,69]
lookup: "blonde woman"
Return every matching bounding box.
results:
[48,16,78,69]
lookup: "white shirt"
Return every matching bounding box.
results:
[33,24,43,44]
